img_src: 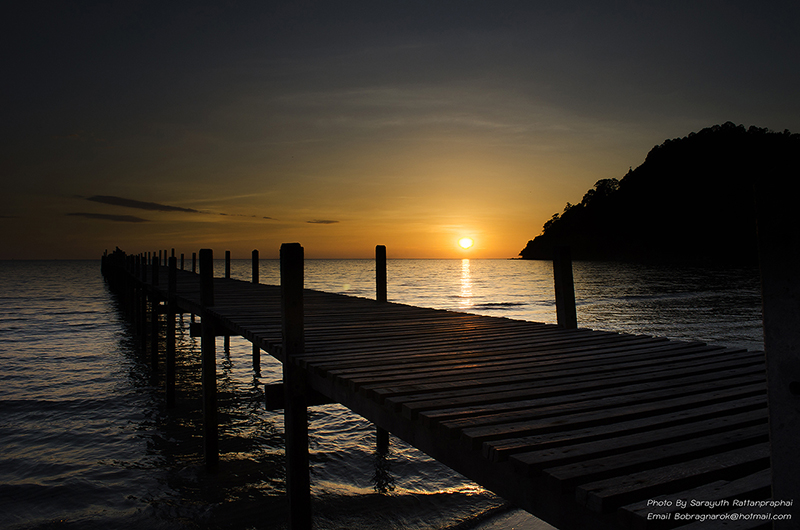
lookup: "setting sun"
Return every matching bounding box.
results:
[458,238,474,249]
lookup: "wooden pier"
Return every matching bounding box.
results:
[100,245,794,530]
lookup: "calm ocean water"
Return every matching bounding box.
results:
[0,259,764,530]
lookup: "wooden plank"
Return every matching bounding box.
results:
[421,366,764,431]
[543,424,767,493]
[360,348,759,404]
[393,359,764,422]
[575,443,771,513]
[458,384,766,450]
[496,407,767,466]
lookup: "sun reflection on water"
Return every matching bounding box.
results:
[459,258,472,309]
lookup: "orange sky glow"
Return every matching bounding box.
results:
[2,2,798,260]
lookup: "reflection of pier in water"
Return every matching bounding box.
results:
[101,244,795,530]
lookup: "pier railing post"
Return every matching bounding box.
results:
[280,242,311,530]
[375,245,390,452]
[252,249,261,372]
[166,256,177,408]
[199,249,219,471]
[755,178,800,526]
[225,250,231,279]
[553,245,578,329]
[376,245,387,304]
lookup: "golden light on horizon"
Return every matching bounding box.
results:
[458,237,474,249]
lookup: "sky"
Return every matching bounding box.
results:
[2,0,799,259]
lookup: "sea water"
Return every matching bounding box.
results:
[0,259,763,529]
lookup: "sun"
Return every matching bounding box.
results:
[458,237,474,249]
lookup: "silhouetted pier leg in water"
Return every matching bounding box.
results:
[139,255,148,352]
[223,251,231,354]
[281,243,312,530]
[375,244,390,454]
[755,178,800,527]
[252,249,261,374]
[199,249,219,472]
[553,245,577,329]
[166,256,177,409]
[150,256,160,373]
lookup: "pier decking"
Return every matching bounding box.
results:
[102,248,780,530]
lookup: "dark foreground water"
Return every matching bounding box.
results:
[0,259,763,529]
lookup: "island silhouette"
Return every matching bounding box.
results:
[519,122,798,264]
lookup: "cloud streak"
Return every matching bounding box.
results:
[87,195,200,213]
[67,212,149,223]
[307,219,339,224]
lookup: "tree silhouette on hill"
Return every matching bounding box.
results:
[519,122,798,264]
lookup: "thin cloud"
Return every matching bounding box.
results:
[87,195,200,213]
[68,212,149,223]
[307,219,339,224]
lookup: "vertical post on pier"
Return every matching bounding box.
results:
[252,249,259,284]
[152,254,159,286]
[199,249,219,471]
[224,251,231,353]
[252,249,261,372]
[755,178,800,527]
[166,257,177,408]
[280,242,311,530]
[192,252,197,274]
[150,253,160,371]
[180,253,185,270]
[375,245,390,453]
[376,245,387,304]
[553,245,577,329]
[140,255,148,351]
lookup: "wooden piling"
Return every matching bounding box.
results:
[150,261,160,371]
[755,178,800,526]
[375,245,390,452]
[166,256,177,408]
[199,249,219,471]
[376,245,387,304]
[553,245,577,329]
[252,249,260,371]
[280,242,311,530]
[252,249,259,284]
[151,253,159,286]
[192,252,197,274]
[225,250,231,279]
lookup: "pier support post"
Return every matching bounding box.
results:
[150,294,160,372]
[140,255,148,351]
[755,178,800,526]
[199,249,219,471]
[252,249,261,372]
[223,251,231,353]
[553,246,577,329]
[376,245,387,304]
[166,256,177,408]
[375,245,390,453]
[280,242,311,530]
